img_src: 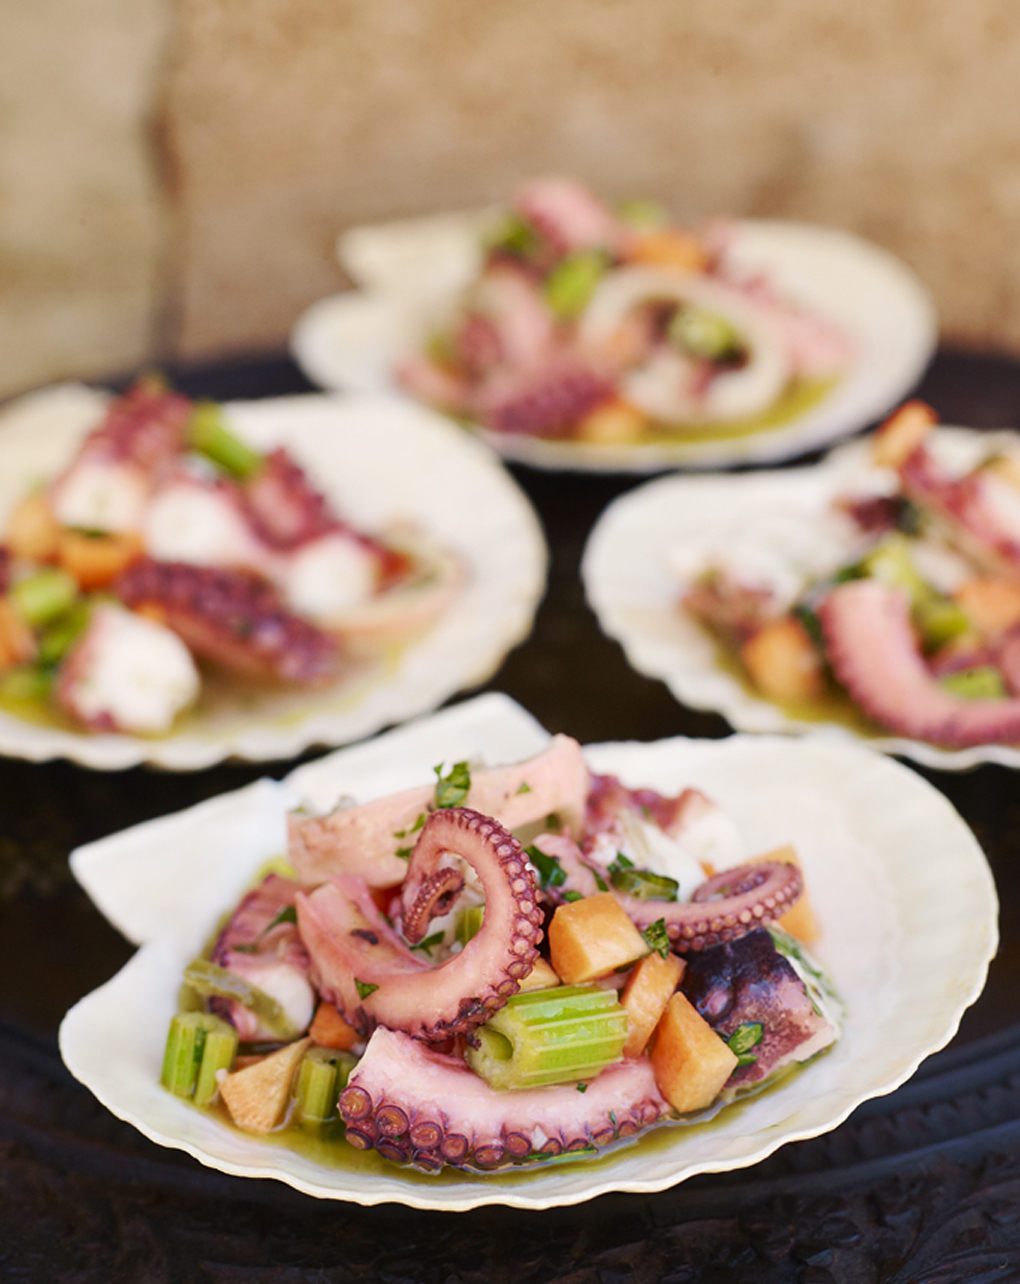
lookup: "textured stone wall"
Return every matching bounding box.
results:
[0,0,171,398]
[6,0,1020,393]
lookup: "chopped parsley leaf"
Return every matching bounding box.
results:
[525,845,566,890]
[410,931,446,957]
[640,918,671,959]
[516,781,531,794]
[562,890,584,903]
[354,979,379,1001]
[433,761,471,809]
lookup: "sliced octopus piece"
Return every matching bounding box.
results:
[681,927,839,1089]
[114,557,343,686]
[295,807,544,1041]
[288,733,590,888]
[339,1026,668,1171]
[614,860,803,952]
[210,874,315,1042]
[578,267,791,422]
[900,447,1020,578]
[48,382,193,533]
[820,578,1020,746]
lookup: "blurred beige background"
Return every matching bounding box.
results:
[3,0,1020,398]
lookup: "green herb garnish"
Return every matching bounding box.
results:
[433,761,471,809]
[355,979,379,1001]
[526,846,567,891]
[640,919,671,959]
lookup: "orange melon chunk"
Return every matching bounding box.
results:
[621,950,685,1058]
[651,992,738,1114]
[740,615,825,703]
[548,892,648,984]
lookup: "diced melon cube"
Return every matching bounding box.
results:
[740,616,824,703]
[548,892,648,984]
[6,492,61,562]
[872,400,937,468]
[308,1001,359,1051]
[219,1036,311,1132]
[651,993,738,1114]
[953,575,1020,640]
[517,956,562,993]
[576,398,648,444]
[621,951,684,1058]
[748,843,819,944]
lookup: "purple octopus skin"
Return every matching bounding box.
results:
[242,447,350,552]
[339,1026,668,1171]
[530,830,802,953]
[820,578,1020,746]
[513,177,633,259]
[210,874,314,1042]
[114,557,342,686]
[474,362,613,438]
[680,928,838,1089]
[70,380,192,473]
[0,546,10,595]
[295,807,545,1042]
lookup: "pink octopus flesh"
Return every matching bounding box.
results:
[820,578,1020,746]
[339,1026,667,1171]
[295,807,544,1041]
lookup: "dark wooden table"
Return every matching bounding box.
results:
[3,351,1020,1283]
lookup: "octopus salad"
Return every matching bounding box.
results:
[397,177,852,446]
[0,380,461,735]
[160,736,840,1174]
[681,400,1020,749]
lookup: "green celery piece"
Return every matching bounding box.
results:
[616,197,668,230]
[11,569,78,628]
[914,596,971,650]
[861,534,971,649]
[456,904,485,946]
[543,251,609,319]
[295,1046,357,1125]
[183,957,301,1040]
[466,985,627,1091]
[860,534,930,600]
[939,666,1007,700]
[668,306,741,361]
[609,866,679,902]
[161,1011,237,1101]
[0,664,54,702]
[38,599,94,666]
[188,402,263,480]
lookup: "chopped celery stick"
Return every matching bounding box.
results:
[483,211,539,258]
[914,597,971,650]
[616,198,668,230]
[939,666,1007,700]
[183,957,301,1040]
[466,985,627,1091]
[188,402,263,480]
[861,535,971,649]
[0,664,53,702]
[161,1011,237,1102]
[456,904,484,946]
[668,307,741,361]
[38,600,94,666]
[860,534,929,600]
[609,866,679,902]
[544,251,609,319]
[295,1046,357,1125]
[11,569,78,628]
